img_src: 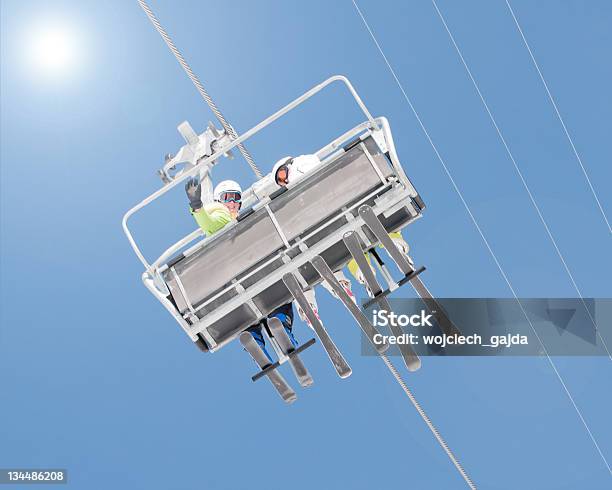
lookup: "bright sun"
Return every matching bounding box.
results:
[29,24,79,77]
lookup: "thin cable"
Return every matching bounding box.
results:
[381,354,477,489]
[430,0,611,360]
[505,0,611,234]
[351,0,611,477]
[137,0,263,179]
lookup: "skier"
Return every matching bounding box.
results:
[185,176,297,361]
[273,155,414,295]
[186,177,239,235]
[272,156,357,325]
[272,155,320,187]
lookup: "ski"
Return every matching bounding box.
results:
[267,317,314,388]
[239,331,297,404]
[282,273,352,379]
[409,276,462,337]
[358,205,415,276]
[342,232,421,371]
[310,255,388,355]
[359,205,461,338]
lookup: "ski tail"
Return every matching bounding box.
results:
[240,331,297,403]
[282,273,352,379]
[267,318,314,388]
[409,277,462,337]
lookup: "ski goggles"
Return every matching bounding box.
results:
[275,158,294,185]
[275,165,289,185]
[219,191,242,203]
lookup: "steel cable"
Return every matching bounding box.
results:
[380,354,477,489]
[137,0,263,178]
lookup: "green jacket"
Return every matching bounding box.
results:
[191,202,233,236]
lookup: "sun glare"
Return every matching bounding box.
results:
[29,24,79,77]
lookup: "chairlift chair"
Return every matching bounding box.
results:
[122,76,458,395]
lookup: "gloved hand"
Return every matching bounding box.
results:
[185,176,203,210]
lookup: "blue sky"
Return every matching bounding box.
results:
[1,1,611,488]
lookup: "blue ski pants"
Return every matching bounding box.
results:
[247,303,297,363]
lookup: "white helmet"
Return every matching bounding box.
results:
[272,156,293,185]
[213,179,242,202]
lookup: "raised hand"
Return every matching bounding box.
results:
[185,176,203,210]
